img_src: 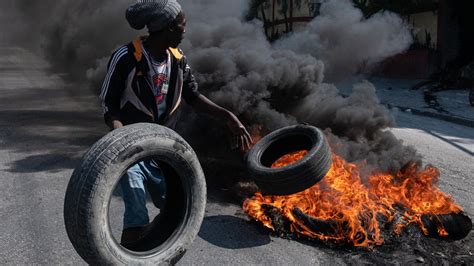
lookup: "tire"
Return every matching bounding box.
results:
[421,212,472,241]
[246,124,332,195]
[64,123,206,265]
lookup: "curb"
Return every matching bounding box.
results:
[387,104,474,128]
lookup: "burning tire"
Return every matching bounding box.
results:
[247,124,332,195]
[64,123,206,264]
[422,213,472,240]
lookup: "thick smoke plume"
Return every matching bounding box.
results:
[275,0,413,80]
[1,0,420,172]
[0,0,135,82]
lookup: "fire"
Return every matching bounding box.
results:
[243,151,463,247]
[250,125,264,146]
[271,150,308,168]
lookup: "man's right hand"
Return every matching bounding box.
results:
[110,119,124,130]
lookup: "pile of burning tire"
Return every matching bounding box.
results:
[244,124,472,246]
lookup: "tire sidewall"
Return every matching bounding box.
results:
[247,125,325,176]
[246,124,332,195]
[83,124,206,264]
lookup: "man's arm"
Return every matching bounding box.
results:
[99,46,130,130]
[189,94,253,151]
[180,55,252,151]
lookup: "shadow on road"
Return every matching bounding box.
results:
[8,154,82,173]
[198,215,271,249]
[394,111,473,156]
[0,109,105,173]
[0,82,106,173]
[424,130,474,156]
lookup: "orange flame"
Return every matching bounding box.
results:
[271,150,309,168]
[243,151,462,247]
[250,125,263,147]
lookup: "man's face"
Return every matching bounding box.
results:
[168,12,186,48]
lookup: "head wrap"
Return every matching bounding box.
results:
[126,0,182,32]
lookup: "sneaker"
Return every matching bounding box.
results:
[120,213,163,250]
[120,226,150,249]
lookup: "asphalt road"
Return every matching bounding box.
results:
[0,47,472,265]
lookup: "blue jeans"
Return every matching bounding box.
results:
[120,160,166,229]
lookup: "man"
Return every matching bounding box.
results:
[99,0,252,248]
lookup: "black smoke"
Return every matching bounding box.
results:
[0,0,420,172]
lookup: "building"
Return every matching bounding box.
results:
[249,0,322,41]
[249,0,474,79]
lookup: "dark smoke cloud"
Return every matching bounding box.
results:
[0,1,50,47]
[43,1,135,82]
[275,0,413,81]
[294,81,393,139]
[292,80,420,172]
[0,0,135,82]
[0,0,421,172]
[179,0,419,171]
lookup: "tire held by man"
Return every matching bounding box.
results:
[246,124,332,195]
[64,123,206,264]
